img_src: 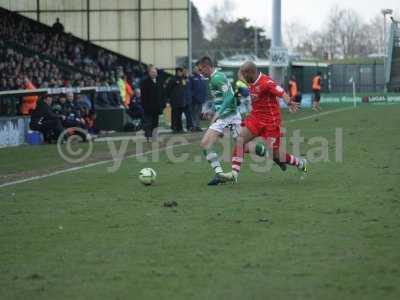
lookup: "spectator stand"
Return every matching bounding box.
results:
[0,7,173,86]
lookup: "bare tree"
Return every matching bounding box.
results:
[284,20,311,51]
[366,14,385,55]
[325,5,344,59]
[204,0,236,39]
[284,5,387,60]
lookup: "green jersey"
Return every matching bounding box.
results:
[208,70,237,118]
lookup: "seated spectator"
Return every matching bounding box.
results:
[52,93,67,114]
[62,92,86,129]
[84,110,97,135]
[0,78,8,91]
[58,92,90,141]
[76,93,92,111]
[30,95,64,142]
[129,88,144,120]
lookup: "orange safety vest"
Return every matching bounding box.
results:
[124,81,133,108]
[289,80,298,97]
[21,81,38,115]
[312,76,321,91]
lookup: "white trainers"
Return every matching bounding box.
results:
[298,158,308,173]
[219,171,238,183]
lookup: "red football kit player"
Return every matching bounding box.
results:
[244,72,285,153]
[222,61,307,182]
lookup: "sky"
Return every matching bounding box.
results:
[192,0,400,38]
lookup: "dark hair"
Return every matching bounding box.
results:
[317,71,322,76]
[199,56,214,68]
[175,67,183,73]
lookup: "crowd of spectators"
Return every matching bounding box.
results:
[0,8,146,117]
[0,9,144,84]
[0,43,67,90]
[0,8,210,142]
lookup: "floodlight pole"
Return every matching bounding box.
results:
[382,9,393,57]
[271,0,284,85]
[382,8,393,93]
[188,0,193,72]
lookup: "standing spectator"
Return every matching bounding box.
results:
[52,18,64,33]
[140,65,163,142]
[182,66,193,131]
[124,79,133,109]
[167,67,186,133]
[118,75,127,108]
[30,95,64,142]
[21,77,38,115]
[289,75,302,107]
[190,65,207,132]
[312,71,322,111]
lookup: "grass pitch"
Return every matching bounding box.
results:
[0,104,399,300]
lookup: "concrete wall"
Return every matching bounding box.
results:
[0,117,30,148]
[0,0,188,72]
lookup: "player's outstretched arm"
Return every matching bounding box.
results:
[282,93,299,113]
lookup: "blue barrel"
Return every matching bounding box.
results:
[26,130,43,145]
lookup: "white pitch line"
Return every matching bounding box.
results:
[0,106,354,189]
[285,106,354,124]
[0,142,190,189]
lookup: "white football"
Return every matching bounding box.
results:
[139,168,157,185]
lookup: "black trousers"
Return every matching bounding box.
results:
[30,118,64,141]
[183,105,193,130]
[62,119,88,141]
[171,106,184,132]
[143,112,159,138]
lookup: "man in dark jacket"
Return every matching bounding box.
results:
[182,66,193,131]
[190,65,207,131]
[30,95,64,141]
[140,65,163,141]
[167,67,186,133]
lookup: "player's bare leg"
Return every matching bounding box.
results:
[201,128,226,185]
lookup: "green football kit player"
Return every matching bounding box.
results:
[198,56,267,186]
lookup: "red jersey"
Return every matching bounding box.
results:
[249,73,285,128]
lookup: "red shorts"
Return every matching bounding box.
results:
[242,116,282,150]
